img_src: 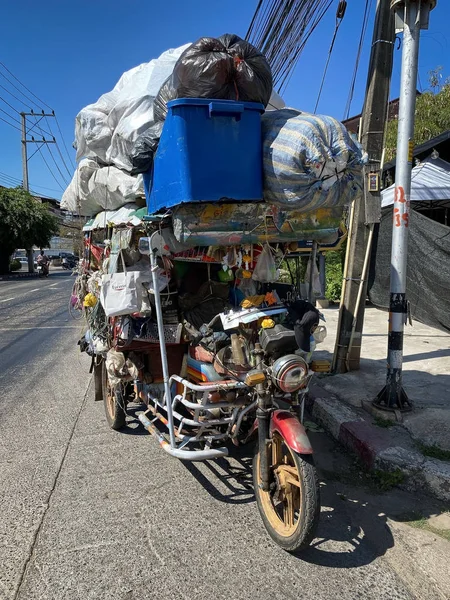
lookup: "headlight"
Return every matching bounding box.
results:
[271,355,309,393]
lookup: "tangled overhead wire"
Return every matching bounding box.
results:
[314,1,347,114]
[246,0,335,92]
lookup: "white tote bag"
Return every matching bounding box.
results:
[100,252,140,317]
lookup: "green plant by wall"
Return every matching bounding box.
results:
[9,258,21,271]
[325,250,344,302]
[385,68,450,162]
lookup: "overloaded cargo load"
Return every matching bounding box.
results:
[66,32,364,220]
[74,36,278,174]
[261,109,366,210]
[67,36,281,216]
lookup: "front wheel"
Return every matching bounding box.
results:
[253,431,320,553]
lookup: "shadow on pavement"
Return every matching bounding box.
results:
[122,404,152,436]
[182,444,255,505]
[179,426,446,568]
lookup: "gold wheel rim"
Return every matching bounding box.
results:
[256,432,302,537]
[106,388,116,420]
[103,365,116,420]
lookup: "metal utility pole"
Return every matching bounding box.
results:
[334,0,395,372]
[20,111,56,272]
[20,113,29,192]
[374,0,436,412]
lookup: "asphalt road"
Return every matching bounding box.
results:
[0,274,448,600]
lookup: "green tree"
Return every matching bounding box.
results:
[0,187,59,274]
[385,68,450,162]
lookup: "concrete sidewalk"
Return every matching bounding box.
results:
[308,305,450,501]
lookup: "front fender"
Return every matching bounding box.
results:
[270,410,313,454]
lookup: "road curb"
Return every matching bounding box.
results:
[307,382,450,502]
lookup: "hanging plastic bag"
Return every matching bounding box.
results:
[100,252,140,317]
[252,244,279,283]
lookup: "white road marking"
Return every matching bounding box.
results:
[0,326,81,331]
[30,288,40,292]
[0,297,15,303]
[49,283,59,288]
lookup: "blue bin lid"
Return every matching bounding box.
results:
[167,98,265,113]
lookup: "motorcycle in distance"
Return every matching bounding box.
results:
[36,251,50,277]
[102,233,327,553]
[36,263,49,278]
[62,256,78,270]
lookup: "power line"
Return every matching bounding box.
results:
[0,106,22,126]
[46,143,70,186]
[314,1,347,114]
[0,62,53,110]
[0,69,40,112]
[26,113,69,189]
[0,171,62,193]
[0,115,21,131]
[0,90,55,138]
[54,115,76,170]
[343,0,374,120]
[0,93,23,116]
[28,115,70,186]
[35,143,65,191]
[44,115,73,177]
[24,114,54,139]
[0,83,33,109]
[0,171,59,192]
[0,175,56,199]
[0,63,76,173]
[246,0,335,92]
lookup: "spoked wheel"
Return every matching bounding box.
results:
[253,431,320,552]
[68,295,84,320]
[102,361,126,430]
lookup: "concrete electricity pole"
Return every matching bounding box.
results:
[374,0,436,412]
[20,111,56,272]
[334,0,395,372]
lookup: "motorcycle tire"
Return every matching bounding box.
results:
[253,432,320,553]
[102,361,126,430]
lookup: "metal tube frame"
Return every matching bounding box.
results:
[149,232,177,446]
[144,242,258,459]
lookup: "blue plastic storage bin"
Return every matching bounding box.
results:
[145,98,264,213]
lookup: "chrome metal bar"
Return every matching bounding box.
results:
[138,413,228,461]
[149,232,176,448]
[145,403,230,443]
[176,394,249,411]
[170,374,246,393]
[148,394,238,429]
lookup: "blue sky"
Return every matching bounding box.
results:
[0,0,449,199]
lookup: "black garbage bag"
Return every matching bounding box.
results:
[153,76,177,123]
[129,121,164,174]
[153,34,272,122]
[217,34,272,106]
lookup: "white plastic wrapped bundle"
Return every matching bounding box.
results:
[61,159,101,215]
[74,44,191,168]
[106,95,156,172]
[61,159,144,216]
[88,166,144,210]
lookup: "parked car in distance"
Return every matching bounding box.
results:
[17,257,38,270]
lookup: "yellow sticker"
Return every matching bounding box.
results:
[408,140,414,163]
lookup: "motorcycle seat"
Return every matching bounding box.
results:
[189,345,214,363]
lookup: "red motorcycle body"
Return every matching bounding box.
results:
[246,409,313,454]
